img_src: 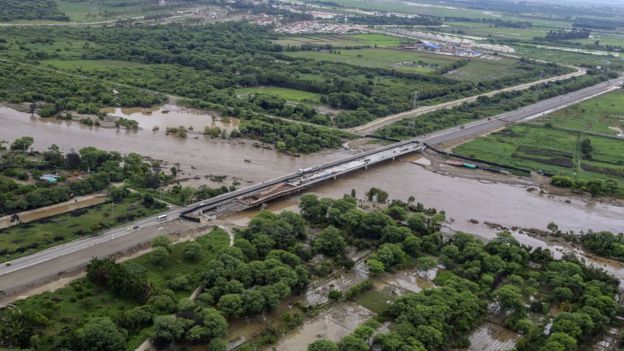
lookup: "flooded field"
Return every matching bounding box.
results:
[269,303,374,351]
[458,322,519,351]
[101,104,241,132]
[378,268,436,294]
[0,106,350,183]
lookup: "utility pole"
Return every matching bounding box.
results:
[411,91,419,110]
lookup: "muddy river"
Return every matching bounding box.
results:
[0,107,350,183]
[2,105,623,269]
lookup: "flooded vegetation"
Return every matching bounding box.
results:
[270,303,374,351]
[101,104,241,133]
[0,106,350,183]
[460,322,520,351]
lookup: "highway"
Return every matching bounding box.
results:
[350,66,587,135]
[0,76,621,301]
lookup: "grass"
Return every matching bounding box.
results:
[43,59,150,71]
[273,33,406,48]
[445,58,527,82]
[306,0,501,18]
[354,288,395,314]
[441,21,555,41]
[54,0,174,23]
[514,44,624,70]
[0,193,164,263]
[12,228,230,350]
[453,124,624,186]
[539,90,624,136]
[285,48,462,73]
[237,86,322,104]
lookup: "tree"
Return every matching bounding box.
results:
[308,340,339,351]
[182,241,202,262]
[121,306,152,331]
[152,316,186,349]
[152,236,172,252]
[73,317,127,351]
[208,338,227,351]
[218,294,244,317]
[495,285,525,319]
[150,246,170,267]
[314,226,346,257]
[65,151,82,169]
[338,335,369,351]
[10,136,34,153]
[580,138,592,157]
[367,258,385,275]
[198,308,228,340]
[416,256,437,271]
[407,213,427,234]
[108,186,129,203]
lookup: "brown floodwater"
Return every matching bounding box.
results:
[101,104,241,132]
[308,156,624,236]
[0,107,350,183]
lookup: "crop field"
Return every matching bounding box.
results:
[539,90,624,136]
[0,194,163,263]
[273,33,406,48]
[453,124,624,185]
[285,48,464,73]
[237,86,322,104]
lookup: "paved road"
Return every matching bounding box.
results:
[418,77,623,146]
[351,67,587,135]
[0,76,620,301]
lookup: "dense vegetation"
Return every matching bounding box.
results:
[1,189,621,350]
[0,61,164,116]
[306,197,621,350]
[0,22,571,149]
[0,0,69,21]
[0,137,170,216]
[543,29,592,42]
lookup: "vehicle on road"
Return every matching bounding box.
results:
[157,214,168,222]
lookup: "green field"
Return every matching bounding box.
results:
[285,48,462,73]
[274,33,406,48]
[54,0,172,23]
[453,124,624,188]
[514,44,624,70]
[306,0,501,18]
[445,58,529,82]
[442,21,554,41]
[540,90,624,136]
[0,193,164,263]
[13,229,230,350]
[354,288,395,314]
[43,59,150,71]
[237,86,322,104]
